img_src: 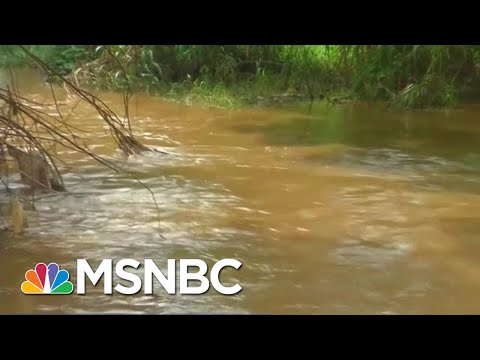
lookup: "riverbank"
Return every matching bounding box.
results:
[3,45,480,110]
[151,80,353,109]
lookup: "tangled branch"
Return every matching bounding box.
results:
[0,46,167,237]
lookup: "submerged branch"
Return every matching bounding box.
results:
[0,46,169,237]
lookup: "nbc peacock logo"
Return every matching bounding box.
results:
[21,263,74,295]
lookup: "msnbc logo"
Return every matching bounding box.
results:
[21,263,74,295]
[20,259,242,296]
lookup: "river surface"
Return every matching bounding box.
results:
[1,69,480,314]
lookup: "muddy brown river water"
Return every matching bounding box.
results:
[1,69,480,314]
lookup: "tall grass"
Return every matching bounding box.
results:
[2,45,480,109]
[0,45,92,74]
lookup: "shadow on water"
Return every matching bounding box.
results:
[230,101,480,155]
[229,101,480,195]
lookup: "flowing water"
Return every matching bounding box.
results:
[1,69,480,314]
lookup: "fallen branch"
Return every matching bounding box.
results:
[0,46,169,238]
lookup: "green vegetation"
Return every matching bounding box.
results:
[0,45,92,74]
[2,45,480,109]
